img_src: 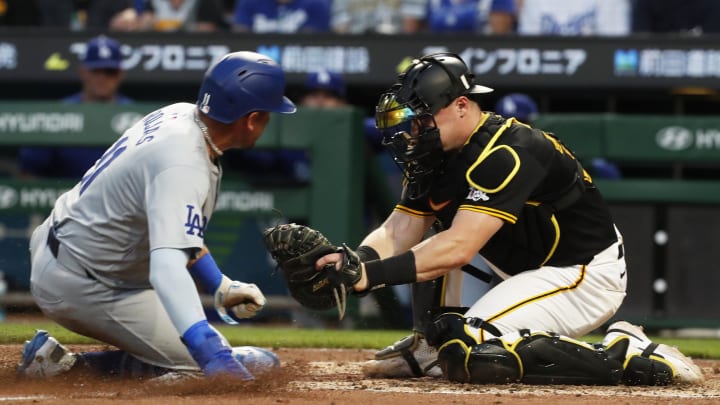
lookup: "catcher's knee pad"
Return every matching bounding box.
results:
[621,343,674,386]
[424,312,477,382]
[425,312,501,347]
[514,331,627,385]
[437,339,523,384]
[424,312,478,348]
[425,313,519,383]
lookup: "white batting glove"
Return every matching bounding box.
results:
[214,275,266,324]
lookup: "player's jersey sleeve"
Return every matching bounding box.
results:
[146,165,211,251]
[394,185,435,218]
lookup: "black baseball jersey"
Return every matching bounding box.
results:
[396,113,618,275]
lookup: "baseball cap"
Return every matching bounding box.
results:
[304,69,346,98]
[494,93,539,123]
[83,35,123,70]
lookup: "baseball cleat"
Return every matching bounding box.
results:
[17,330,77,378]
[149,370,203,383]
[605,321,704,385]
[361,332,442,378]
[232,346,281,375]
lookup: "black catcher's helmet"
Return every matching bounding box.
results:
[375,53,493,199]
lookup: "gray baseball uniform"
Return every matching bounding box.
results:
[28,102,219,369]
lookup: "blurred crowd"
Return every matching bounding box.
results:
[1,0,719,36]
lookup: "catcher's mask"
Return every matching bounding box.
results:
[375,52,494,199]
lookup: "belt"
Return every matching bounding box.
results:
[46,225,97,281]
[46,225,60,259]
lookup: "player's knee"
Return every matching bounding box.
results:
[622,353,673,386]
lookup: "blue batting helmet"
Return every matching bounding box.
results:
[494,93,538,123]
[197,51,296,123]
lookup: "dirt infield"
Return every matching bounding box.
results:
[1,344,719,404]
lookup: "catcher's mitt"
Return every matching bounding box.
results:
[262,223,361,320]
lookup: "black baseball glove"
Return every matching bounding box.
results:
[262,223,362,320]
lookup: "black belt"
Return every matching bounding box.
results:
[46,226,97,280]
[46,226,60,258]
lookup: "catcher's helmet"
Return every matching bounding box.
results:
[394,52,493,115]
[197,51,296,123]
[494,93,538,123]
[375,53,493,199]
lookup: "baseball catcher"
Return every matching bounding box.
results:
[263,223,362,320]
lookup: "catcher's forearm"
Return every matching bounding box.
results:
[359,211,432,258]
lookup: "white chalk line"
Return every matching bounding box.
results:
[0,395,51,401]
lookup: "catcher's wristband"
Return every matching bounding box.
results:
[363,251,417,290]
[356,245,380,262]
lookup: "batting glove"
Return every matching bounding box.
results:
[214,275,267,324]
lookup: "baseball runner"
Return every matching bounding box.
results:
[310,53,703,385]
[18,51,295,379]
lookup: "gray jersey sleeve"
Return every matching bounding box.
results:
[147,165,212,252]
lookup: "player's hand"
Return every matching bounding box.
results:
[316,250,368,293]
[315,251,344,271]
[214,276,267,324]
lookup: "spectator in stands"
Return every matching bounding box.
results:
[493,92,539,123]
[231,0,330,33]
[331,0,402,34]
[300,69,348,108]
[632,0,720,35]
[136,0,229,32]
[517,0,630,36]
[84,0,138,31]
[17,35,132,179]
[401,0,516,34]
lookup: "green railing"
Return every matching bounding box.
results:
[535,113,720,204]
